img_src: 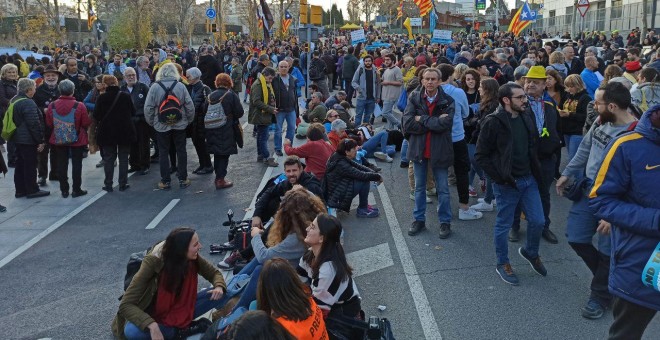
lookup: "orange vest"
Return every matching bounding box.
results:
[276,299,328,340]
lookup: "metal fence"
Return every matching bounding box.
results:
[527,1,655,37]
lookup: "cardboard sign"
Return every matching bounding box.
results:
[431,30,452,44]
[351,29,366,45]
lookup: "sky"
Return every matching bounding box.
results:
[311,0,519,18]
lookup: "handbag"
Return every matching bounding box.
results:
[396,87,407,112]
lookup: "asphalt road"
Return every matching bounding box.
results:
[0,98,659,340]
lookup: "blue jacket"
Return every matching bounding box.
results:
[291,66,305,97]
[580,68,600,100]
[441,84,468,142]
[589,106,660,311]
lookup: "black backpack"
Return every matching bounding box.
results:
[156,81,184,125]
[309,61,324,80]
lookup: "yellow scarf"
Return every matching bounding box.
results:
[258,73,273,104]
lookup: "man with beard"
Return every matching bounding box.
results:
[63,57,93,102]
[251,156,323,228]
[32,64,62,186]
[476,83,547,286]
[556,82,638,319]
[380,53,403,131]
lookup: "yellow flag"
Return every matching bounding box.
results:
[403,17,413,41]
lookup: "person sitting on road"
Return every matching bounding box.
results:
[328,119,348,150]
[355,124,393,163]
[324,138,382,218]
[283,123,335,181]
[222,188,327,313]
[256,258,328,340]
[215,310,295,340]
[112,227,226,340]
[296,92,327,137]
[299,214,361,321]
[251,156,323,228]
[323,110,340,133]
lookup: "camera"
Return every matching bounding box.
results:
[209,209,251,255]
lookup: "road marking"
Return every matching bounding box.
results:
[377,184,442,340]
[242,121,248,130]
[145,199,181,229]
[0,190,107,270]
[346,243,394,278]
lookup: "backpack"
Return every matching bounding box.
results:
[51,102,79,145]
[156,81,184,125]
[204,91,230,129]
[309,61,324,80]
[1,97,26,140]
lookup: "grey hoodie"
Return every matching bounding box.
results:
[351,64,381,100]
[546,63,568,78]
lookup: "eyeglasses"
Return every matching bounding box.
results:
[510,95,528,101]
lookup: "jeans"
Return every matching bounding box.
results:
[123,287,232,340]
[156,129,187,183]
[608,297,657,340]
[566,192,612,304]
[401,139,409,163]
[512,156,556,230]
[255,124,270,159]
[275,110,296,152]
[14,143,38,195]
[313,77,330,100]
[412,159,451,223]
[381,100,400,130]
[467,143,484,187]
[233,259,263,311]
[353,180,370,209]
[483,175,495,203]
[492,175,544,265]
[344,79,355,105]
[453,139,470,205]
[361,131,388,157]
[102,144,130,187]
[355,98,375,126]
[564,134,583,162]
[129,120,152,171]
[52,145,84,193]
[213,154,230,179]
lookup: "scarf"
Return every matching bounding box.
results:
[258,73,274,106]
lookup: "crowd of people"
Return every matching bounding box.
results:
[1,26,659,339]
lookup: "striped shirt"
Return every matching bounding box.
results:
[297,258,360,312]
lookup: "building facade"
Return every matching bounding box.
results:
[527,0,658,37]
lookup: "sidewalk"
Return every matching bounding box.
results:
[0,150,110,261]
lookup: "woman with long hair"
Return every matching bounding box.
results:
[545,69,567,108]
[460,69,483,198]
[257,258,328,340]
[217,310,295,340]
[560,75,591,161]
[113,227,227,340]
[299,214,361,319]
[204,73,244,189]
[469,78,500,213]
[602,65,623,86]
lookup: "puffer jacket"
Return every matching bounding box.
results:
[589,107,660,311]
[144,78,195,132]
[402,87,455,168]
[205,88,244,155]
[44,96,91,147]
[0,79,17,115]
[32,83,60,111]
[475,106,542,187]
[111,242,226,339]
[9,94,44,145]
[632,82,660,112]
[323,153,380,212]
[187,81,212,140]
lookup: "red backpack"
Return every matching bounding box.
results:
[156,81,183,125]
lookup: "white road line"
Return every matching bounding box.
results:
[145,199,181,229]
[0,190,107,270]
[346,243,394,278]
[377,184,442,340]
[242,121,248,130]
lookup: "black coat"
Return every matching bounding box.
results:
[323,153,380,212]
[205,88,244,155]
[0,79,17,115]
[9,94,44,145]
[93,87,136,146]
[187,81,212,140]
[197,55,222,89]
[32,83,60,110]
[63,72,93,102]
[120,82,150,121]
[254,171,323,221]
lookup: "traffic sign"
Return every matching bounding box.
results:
[410,18,422,26]
[206,8,216,19]
[577,0,589,17]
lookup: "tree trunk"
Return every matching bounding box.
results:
[641,0,648,45]
[53,0,61,34]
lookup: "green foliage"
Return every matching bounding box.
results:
[106,10,153,50]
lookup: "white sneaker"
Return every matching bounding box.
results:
[470,202,494,212]
[478,197,496,207]
[374,152,393,162]
[459,207,483,220]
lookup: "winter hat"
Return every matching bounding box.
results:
[625,61,642,73]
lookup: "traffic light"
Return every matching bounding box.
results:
[211,23,217,32]
[300,0,308,24]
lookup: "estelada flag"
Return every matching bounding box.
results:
[414,0,433,17]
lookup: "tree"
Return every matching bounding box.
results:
[14,15,65,46]
[106,9,152,49]
[347,0,360,23]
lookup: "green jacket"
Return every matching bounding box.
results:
[248,77,276,126]
[111,243,226,339]
[230,64,243,93]
[306,103,328,123]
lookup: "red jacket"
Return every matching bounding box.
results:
[45,96,92,147]
[284,140,335,180]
